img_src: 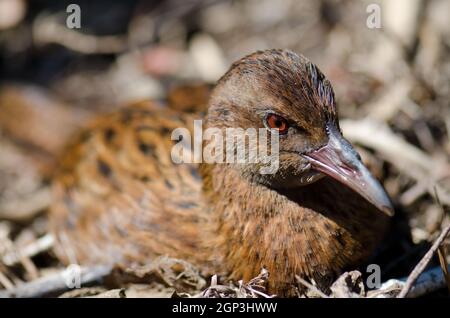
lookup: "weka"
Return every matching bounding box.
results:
[50,49,393,296]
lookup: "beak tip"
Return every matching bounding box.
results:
[376,188,395,217]
[381,204,395,217]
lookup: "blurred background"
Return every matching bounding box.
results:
[0,0,449,297]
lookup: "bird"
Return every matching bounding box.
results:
[49,49,393,297]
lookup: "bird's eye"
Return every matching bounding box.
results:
[265,113,289,135]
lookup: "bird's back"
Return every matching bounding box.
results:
[50,102,210,268]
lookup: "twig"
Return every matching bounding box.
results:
[295,275,329,298]
[397,224,450,298]
[437,246,450,294]
[238,268,274,298]
[369,265,450,298]
[238,280,273,298]
[19,255,39,281]
[33,13,127,54]
[0,265,112,298]
[434,187,450,294]
[434,188,450,292]
[2,233,54,266]
[0,269,14,290]
[198,269,274,298]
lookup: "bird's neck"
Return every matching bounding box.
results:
[200,163,315,295]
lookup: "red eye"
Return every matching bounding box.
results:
[265,114,289,134]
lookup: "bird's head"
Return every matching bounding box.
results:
[206,49,393,216]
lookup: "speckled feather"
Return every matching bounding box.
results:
[51,102,210,268]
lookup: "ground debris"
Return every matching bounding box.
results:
[107,256,206,293]
[330,271,366,298]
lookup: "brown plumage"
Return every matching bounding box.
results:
[50,49,393,296]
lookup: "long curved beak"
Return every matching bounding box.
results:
[303,124,394,216]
